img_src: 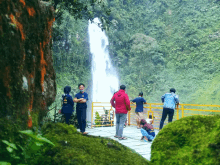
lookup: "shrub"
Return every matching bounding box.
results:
[1,130,54,165]
[151,115,220,165]
[95,111,102,125]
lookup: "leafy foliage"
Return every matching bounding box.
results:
[50,10,91,111]
[1,130,54,165]
[105,0,220,104]
[45,0,111,30]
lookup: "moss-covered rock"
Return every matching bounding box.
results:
[37,123,149,165]
[0,0,56,128]
[151,115,220,165]
[0,0,56,160]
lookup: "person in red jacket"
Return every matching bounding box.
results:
[110,85,131,140]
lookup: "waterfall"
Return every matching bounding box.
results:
[88,18,119,102]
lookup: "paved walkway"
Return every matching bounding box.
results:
[77,126,159,161]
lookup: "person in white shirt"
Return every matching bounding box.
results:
[146,114,155,124]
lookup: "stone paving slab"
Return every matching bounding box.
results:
[77,126,159,161]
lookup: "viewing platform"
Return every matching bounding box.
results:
[77,126,159,161]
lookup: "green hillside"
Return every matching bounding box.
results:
[52,0,220,105]
[190,74,220,105]
[106,0,220,104]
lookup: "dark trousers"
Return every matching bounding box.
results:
[64,113,72,125]
[159,107,174,129]
[76,108,87,133]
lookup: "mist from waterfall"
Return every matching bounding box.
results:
[88,18,119,102]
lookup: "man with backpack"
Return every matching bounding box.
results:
[159,88,179,130]
[61,86,74,125]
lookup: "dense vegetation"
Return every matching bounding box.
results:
[50,0,111,109]
[52,0,220,107]
[151,115,220,164]
[52,10,91,106]
[106,0,220,104]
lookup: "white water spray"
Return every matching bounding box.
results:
[89,18,119,102]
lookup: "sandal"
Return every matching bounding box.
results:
[114,135,119,138]
[118,137,127,140]
[82,132,88,135]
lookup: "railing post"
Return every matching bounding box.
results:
[181,105,184,118]
[91,102,94,128]
[128,110,131,126]
[148,103,152,118]
[176,104,179,120]
[110,105,113,127]
[109,106,111,121]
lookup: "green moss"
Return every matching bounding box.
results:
[151,115,220,165]
[37,123,149,165]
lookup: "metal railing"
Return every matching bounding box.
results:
[91,102,114,127]
[91,102,220,129]
[47,105,59,122]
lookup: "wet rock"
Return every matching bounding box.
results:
[107,142,121,151]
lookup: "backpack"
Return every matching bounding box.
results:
[61,94,68,114]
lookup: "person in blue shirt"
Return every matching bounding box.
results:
[159,88,179,130]
[73,83,89,135]
[131,92,147,129]
[61,86,74,125]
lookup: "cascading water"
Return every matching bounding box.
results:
[89,18,119,103]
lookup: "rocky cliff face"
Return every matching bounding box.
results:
[0,0,56,128]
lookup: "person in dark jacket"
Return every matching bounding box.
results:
[110,85,131,140]
[140,119,155,142]
[62,86,74,125]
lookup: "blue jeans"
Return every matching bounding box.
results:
[141,128,154,141]
[116,113,127,137]
[77,108,87,133]
[159,107,174,129]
